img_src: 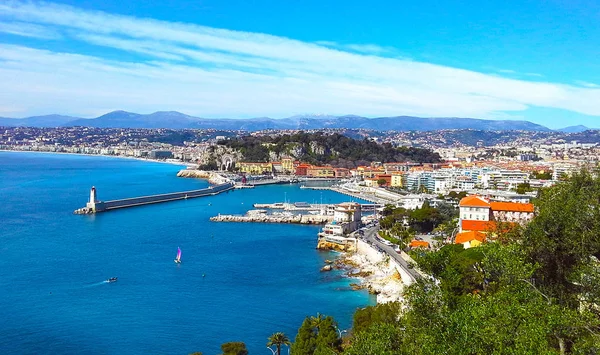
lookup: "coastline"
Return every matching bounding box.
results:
[0,149,196,167]
[334,241,406,304]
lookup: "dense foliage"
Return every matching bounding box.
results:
[219,132,441,167]
[379,201,458,243]
[220,342,248,355]
[291,314,343,355]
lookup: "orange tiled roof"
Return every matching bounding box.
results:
[455,231,486,244]
[459,195,490,208]
[409,240,430,248]
[490,202,534,213]
[461,220,497,232]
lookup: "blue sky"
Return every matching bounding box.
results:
[0,0,599,128]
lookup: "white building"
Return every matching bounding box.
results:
[318,202,362,244]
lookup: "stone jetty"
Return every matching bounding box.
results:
[210,213,333,225]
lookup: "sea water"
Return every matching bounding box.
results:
[0,152,374,355]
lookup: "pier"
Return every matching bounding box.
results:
[74,182,234,214]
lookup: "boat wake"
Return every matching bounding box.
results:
[83,281,109,288]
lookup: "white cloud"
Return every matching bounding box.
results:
[575,80,600,88]
[0,0,598,120]
[0,20,61,39]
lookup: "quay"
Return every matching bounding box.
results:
[253,202,382,212]
[300,185,393,204]
[74,183,234,214]
[210,213,333,224]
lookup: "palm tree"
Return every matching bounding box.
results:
[309,312,325,329]
[267,332,291,355]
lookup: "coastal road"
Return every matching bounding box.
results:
[359,225,423,284]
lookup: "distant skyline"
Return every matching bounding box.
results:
[1,0,600,128]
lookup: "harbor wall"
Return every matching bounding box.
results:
[101,183,233,210]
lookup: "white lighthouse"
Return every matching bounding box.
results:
[84,186,105,212]
[89,186,98,204]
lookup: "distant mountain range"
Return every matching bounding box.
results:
[557,125,591,133]
[0,110,592,132]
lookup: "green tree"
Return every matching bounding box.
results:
[521,170,600,308]
[267,332,291,355]
[344,323,403,355]
[377,178,387,186]
[314,316,342,355]
[515,182,533,194]
[291,318,317,355]
[220,342,248,355]
[352,302,401,334]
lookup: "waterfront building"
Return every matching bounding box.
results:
[295,163,312,176]
[333,168,351,178]
[318,202,362,244]
[238,162,273,174]
[149,150,173,159]
[281,157,294,174]
[307,166,335,178]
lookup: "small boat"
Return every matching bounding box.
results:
[174,247,182,264]
[106,277,118,283]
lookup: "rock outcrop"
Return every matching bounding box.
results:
[177,169,211,178]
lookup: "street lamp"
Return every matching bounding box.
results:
[336,328,347,338]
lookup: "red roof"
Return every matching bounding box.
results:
[459,195,490,208]
[461,220,517,233]
[455,231,486,244]
[461,220,497,232]
[490,201,534,213]
[409,240,430,248]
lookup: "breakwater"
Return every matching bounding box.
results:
[210,213,333,224]
[74,182,234,214]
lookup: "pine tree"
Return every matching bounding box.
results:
[314,316,341,355]
[291,317,317,355]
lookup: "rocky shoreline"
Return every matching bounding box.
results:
[321,249,405,304]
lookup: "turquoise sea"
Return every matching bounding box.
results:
[0,152,374,355]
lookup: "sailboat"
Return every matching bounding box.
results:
[174,247,182,264]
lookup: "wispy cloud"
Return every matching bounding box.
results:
[0,0,599,120]
[575,80,600,88]
[0,20,61,39]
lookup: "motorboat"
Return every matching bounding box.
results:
[106,277,118,283]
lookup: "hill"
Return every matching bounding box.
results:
[0,111,552,132]
[0,114,79,127]
[558,125,591,133]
